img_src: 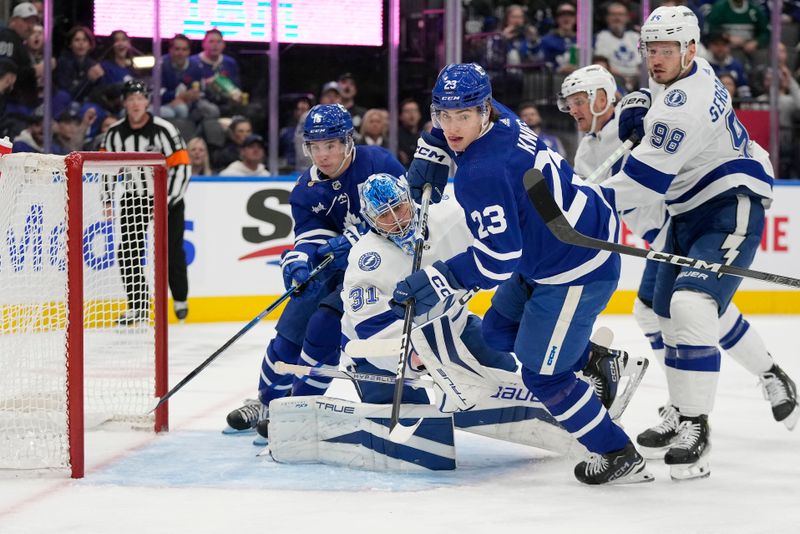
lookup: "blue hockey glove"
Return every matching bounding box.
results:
[617,89,651,143]
[407,130,451,204]
[280,250,320,296]
[392,261,462,317]
[316,224,369,271]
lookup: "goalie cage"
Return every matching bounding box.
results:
[0,151,169,478]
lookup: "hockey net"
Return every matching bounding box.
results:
[0,152,168,478]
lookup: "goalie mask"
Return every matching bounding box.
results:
[358,173,418,255]
[302,104,355,177]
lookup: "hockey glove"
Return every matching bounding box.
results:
[316,224,369,271]
[280,250,320,297]
[407,130,451,204]
[393,261,462,317]
[617,89,651,144]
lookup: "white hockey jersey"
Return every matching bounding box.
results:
[341,196,473,372]
[603,57,774,216]
[575,111,667,246]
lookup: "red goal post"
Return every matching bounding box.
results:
[0,151,169,479]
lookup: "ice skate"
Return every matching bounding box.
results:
[665,414,711,481]
[252,418,270,446]
[223,399,268,434]
[636,404,680,459]
[581,328,648,419]
[174,300,188,321]
[759,364,799,430]
[574,442,655,485]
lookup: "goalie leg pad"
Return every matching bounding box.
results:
[292,306,342,397]
[267,396,455,471]
[411,313,506,412]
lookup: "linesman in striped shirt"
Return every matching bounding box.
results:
[102,79,191,324]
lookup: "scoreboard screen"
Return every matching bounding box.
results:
[94,0,383,47]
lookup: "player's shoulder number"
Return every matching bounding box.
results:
[470,204,507,239]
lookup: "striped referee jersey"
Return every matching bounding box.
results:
[101,114,191,206]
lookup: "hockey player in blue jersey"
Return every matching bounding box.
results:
[560,64,798,461]
[225,104,405,439]
[395,62,653,485]
[602,6,793,480]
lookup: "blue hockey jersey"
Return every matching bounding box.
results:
[290,145,406,259]
[442,109,621,289]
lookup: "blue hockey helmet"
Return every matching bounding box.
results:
[302,104,354,142]
[358,173,418,255]
[431,63,492,110]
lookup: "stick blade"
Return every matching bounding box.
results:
[523,168,564,227]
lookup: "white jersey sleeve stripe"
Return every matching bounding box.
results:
[563,189,588,227]
[472,252,514,281]
[471,239,522,261]
[294,228,338,241]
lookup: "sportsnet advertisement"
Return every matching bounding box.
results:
[182,178,800,322]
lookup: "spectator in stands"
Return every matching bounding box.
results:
[100,30,135,86]
[279,94,312,169]
[706,32,751,97]
[188,136,213,176]
[705,0,769,55]
[319,81,343,105]
[537,2,578,74]
[0,2,39,112]
[357,108,389,148]
[26,23,44,74]
[0,60,18,119]
[518,101,566,157]
[397,98,421,166]
[593,2,641,87]
[717,72,739,104]
[51,108,84,154]
[213,115,252,170]
[756,66,800,178]
[220,134,270,177]
[54,26,104,114]
[84,114,118,151]
[338,73,367,130]
[502,5,538,62]
[11,107,43,153]
[193,29,242,116]
[161,34,218,121]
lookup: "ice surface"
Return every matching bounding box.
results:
[1,316,798,534]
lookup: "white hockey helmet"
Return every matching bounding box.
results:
[640,6,700,55]
[558,64,617,112]
[558,64,616,133]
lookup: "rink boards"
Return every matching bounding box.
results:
[178,177,800,321]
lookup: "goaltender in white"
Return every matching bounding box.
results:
[268,173,593,471]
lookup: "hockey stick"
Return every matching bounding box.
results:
[150,254,335,412]
[523,168,800,288]
[389,183,433,443]
[584,136,637,184]
[344,288,478,358]
[276,361,434,389]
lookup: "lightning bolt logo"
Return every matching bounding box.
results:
[719,234,745,278]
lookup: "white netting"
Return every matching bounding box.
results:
[0,153,161,471]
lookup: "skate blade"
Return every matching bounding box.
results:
[781,405,800,431]
[221,425,255,435]
[252,434,268,447]
[609,357,649,420]
[613,466,655,485]
[669,460,710,481]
